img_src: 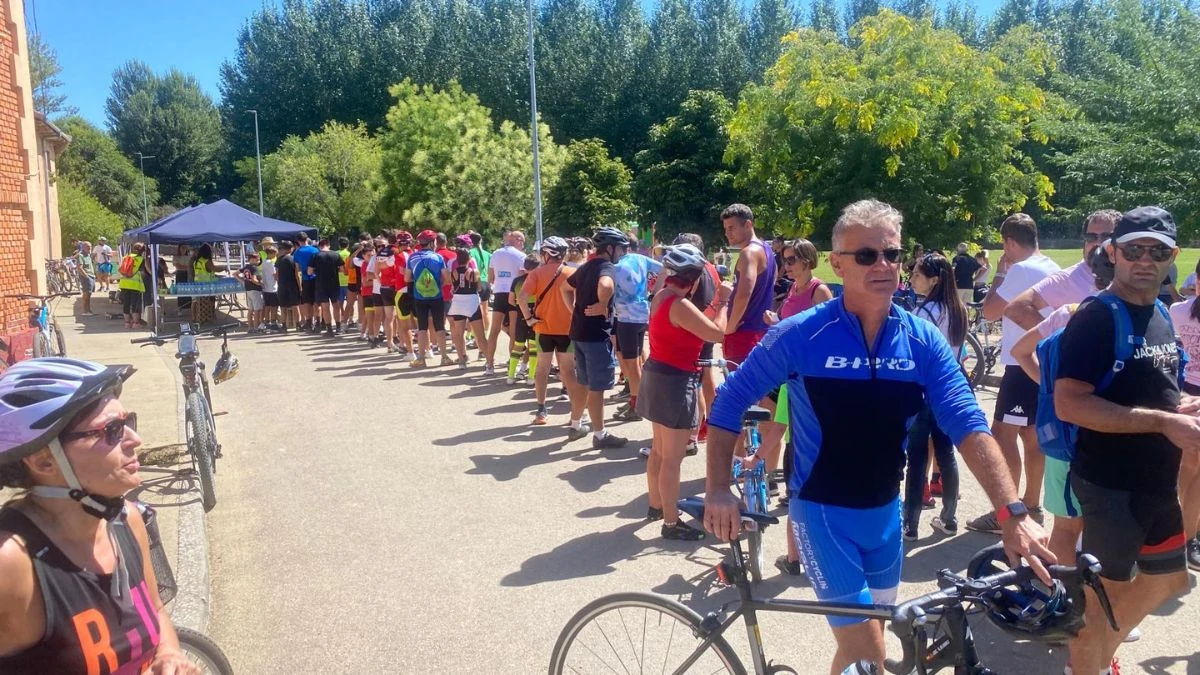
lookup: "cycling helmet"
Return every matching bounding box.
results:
[967,544,1087,643]
[662,244,707,272]
[455,233,474,248]
[1087,241,1115,289]
[212,351,240,385]
[592,227,629,249]
[397,230,413,246]
[417,229,438,244]
[540,236,569,258]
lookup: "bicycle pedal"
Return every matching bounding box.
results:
[714,561,735,586]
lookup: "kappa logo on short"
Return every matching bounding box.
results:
[1011,406,1025,415]
[824,356,916,371]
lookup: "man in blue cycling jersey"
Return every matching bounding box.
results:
[705,199,1053,675]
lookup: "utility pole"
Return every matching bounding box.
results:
[526,0,543,243]
[135,152,155,225]
[246,109,264,215]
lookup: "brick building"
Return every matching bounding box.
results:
[0,0,67,363]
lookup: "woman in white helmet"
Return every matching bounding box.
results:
[0,358,198,673]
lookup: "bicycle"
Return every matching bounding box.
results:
[132,322,240,511]
[698,357,775,583]
[137,502,235,674]
[45,258,77,294]
[550,501,1117,675]
[962,302,1001,390]
[4,293,71,358]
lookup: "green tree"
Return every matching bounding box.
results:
[727,12,1064,244]
[808,0,842,34]
[234,122,382,236]
[58,180,126,254]
[55,116,159,228]
[545,139,634,235]
[633,90,736,246]
[105,61,223,206]
[695,0,749,98]
[745,0,797,79]
[28,33,76,117]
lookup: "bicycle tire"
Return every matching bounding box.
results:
[51,320,66,357]
[32,330,51,358]
[743,477,767,584]
[175,626,234,675]
[549,592,746,675]
[185,392,218,511]
[962,332,985,390]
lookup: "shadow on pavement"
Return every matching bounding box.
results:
[1140,652,1200,674]
[557,444,650,493]
[501,519,670,587]
[128,466,203,510]
[900,530,998,582]
[465,438,589,482]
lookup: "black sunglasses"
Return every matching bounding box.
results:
[1083,231,1113,243]
[61,412,137,445]
[1116,243,1174,263]
[782,255,799,265]
[836,248,904,266]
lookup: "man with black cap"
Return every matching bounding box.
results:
[1054,206,1198,675]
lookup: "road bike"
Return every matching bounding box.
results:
[699,357,775,583]
[962,302,1001,390]
[4,293,70,358]
[45,258,77,295]
[136,502,235,674]
[132,322,239,511]
[550,501,1117,675]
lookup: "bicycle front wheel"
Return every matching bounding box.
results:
[51,320,66,357]
[744,478,768,583]
[185,392,218,511]
[549,592,746,675]
[962,332,985,390]
[175,626,234,675]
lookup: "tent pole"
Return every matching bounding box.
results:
[149,243,160,334]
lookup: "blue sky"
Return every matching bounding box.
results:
[34,0,1002,128]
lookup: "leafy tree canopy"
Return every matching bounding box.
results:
[55,116,158,228]
[545,138,634,236]
[58,180,126,254]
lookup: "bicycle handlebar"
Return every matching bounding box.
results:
[3,292,74,302]
[696,358,739,372]
[130,322,241,346]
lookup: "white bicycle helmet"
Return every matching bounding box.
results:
[212,351,240,385]
[662,244,707,272]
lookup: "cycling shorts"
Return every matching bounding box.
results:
[1073,474,1186,581]
[492,292,515,314]
[790,497,902,627]
[379,286,397,307]
[396,290,414,319]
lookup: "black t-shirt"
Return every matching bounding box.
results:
[952,254,980,290]
[568,258,616,342]
[240,264,262,292]
[1058,297,1182,493]
[312,250,343,289]
[275,254,299,291]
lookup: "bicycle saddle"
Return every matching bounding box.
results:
[676,497,779,528]
[743,406,772,423]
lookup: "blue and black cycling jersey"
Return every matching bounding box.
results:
[710,298,990,509]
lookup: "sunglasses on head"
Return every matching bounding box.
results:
[1083,231,1113,243]
[836,248,904,266]
[1116,243,1174,263]
[60,412,137,445]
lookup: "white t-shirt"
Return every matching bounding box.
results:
[913,301,954,347]
[995,252,1060,366]
[260,259,277,293]
[489,246,526,293]
[93,244,113,264]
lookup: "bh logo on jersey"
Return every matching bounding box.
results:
[824,356,916,371]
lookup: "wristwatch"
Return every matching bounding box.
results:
[995,501,1029,525]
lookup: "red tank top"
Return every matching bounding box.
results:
[649,293,705,372]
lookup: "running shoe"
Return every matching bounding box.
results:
[930,516,957,536]
[965,511,1001,535]
[533,407,548,425]
[440,355,455,367]
[592,432,627,449]
[613,406,642,422]
[466,337,477,349]
[506,375,516,385]
[661,521,705,541]
[516,362,529,381]
[1188,537,1200,571]
[685,441,698,456]
[647,506,663,521]
[566,424,591,442]
[458,356,468,370]
[483,364,495,376]
[404,352,418,363]
[903,525,918,542]
[1124,626,1141,643]
[638,446,651,458]
[612,387,631,402]
[409,358,427,369]
[774,555,804,576]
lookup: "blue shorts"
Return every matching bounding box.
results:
[338,287,348,303]
[98,262,114,275]
[790,497,903,627]
[574,339,615,392]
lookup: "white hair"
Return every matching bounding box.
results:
[831,199,903,250]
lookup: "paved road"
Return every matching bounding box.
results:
[203,329,1199,674]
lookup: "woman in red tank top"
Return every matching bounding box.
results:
[636,245,732,541]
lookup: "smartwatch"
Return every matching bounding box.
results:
[995,501,1029,525]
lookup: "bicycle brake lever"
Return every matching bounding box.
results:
[1078,555,1119,632]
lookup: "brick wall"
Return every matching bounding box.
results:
[0,0,36,359]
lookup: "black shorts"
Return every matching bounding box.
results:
[347,282,360,294]
[278,286,300,308]
[1073,474,1187,581]
[263,292,280,308]
[314,284,340,304]
[699,342,715,361]
[614,320,647,360]
[301,278,316,304]
[994,365,1038,427]
[397,292,414,317]
[538,333,571,354]
[513,312,532,343]
[492,291,514,314]
[363,295,382,308]
[478,281,492,302]
[379,287,397,307]
[413,298,445,332]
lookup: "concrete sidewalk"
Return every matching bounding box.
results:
[53,293,212,632]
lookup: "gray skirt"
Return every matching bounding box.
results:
[636,359,699,430]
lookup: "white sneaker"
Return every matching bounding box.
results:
[506,376,516,385]
[1123,625,1141,642]
[638,447,651,458]
[403,352,418,363]
[516,363,529,380]
[484,364,495,376]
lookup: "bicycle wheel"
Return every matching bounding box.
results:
[962,332,985,390]
[32,330,51,358]
[185,392,218,511]
[549,592,745,675]
[175,626,234,675]
[743,477,767,583]
[51,320,66,357]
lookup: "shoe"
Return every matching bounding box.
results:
[697,419,708,443]
[440,355,455,367]
[647,506,663,521]
[930,474,943,496]
[466,338,477,349]
[613,406,642,422]
[685,441,699,457]
[768,479,780,498]
[324,329,335,338]
[966,511,1002,535]
[458,356,468,370]
[1188,537,1200,571]
[774,555,804,576]
[506,375,516,385]
[409,358,427,369]
[516,363,529,380]
[661,521,706,541]
[638,446,651,458]
[1123,626,1141,643]
[592,432,628,449]
[566,424,591,442]
[922,485,935,510]
[931,516,958,536]
[1029,505,1045,525]
[533,407,548,425]
[404,352,418,363]
[613,388,631,402]
[1066,658,1121,675]
[556,388,569,401]
[484,364,495,376]
[903,525,918,542]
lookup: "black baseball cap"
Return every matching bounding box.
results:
[1113,206,1176,247]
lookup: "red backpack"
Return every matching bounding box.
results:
[118,254,138,278]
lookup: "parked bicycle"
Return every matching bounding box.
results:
[132,322,240,511]
[962,301,1001,390]
[698,358,776,583]
[3,292,71,358]
[45,257,77,295]
[137,502,235,674]
[550,501,1117,675]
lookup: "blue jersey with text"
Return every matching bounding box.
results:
[613,253,663,324]
[709,298,989,508]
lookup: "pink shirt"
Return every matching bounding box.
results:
[779,277,825,319]
[1035,304,1076,338]
[1169,299,1200,387]
[1031,260,1094,309]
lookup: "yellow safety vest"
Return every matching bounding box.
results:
[194,258,216,283]
[117,256,145,292]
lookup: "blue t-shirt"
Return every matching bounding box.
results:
[407,249,446,301]
[709,298,989,509]
[293,245,319,281]
[613,253,663,324]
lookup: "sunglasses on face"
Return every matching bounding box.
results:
[60,412,138,445]
[1083,231,1113,243]
[1116,243,1174,263]
[836,248,904,266]
[782,255,799,266]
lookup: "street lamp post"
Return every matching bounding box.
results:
[526,0,543,244]
[246,109,264,215]
[135,152,155,225]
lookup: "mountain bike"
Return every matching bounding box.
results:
[963,302,1001,390]
[4,293,70,358]
[136,502,235,674]
[132,322,239,511]
[550,501,1117,675]
[698,358,774,583]
[45,258,76,294]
